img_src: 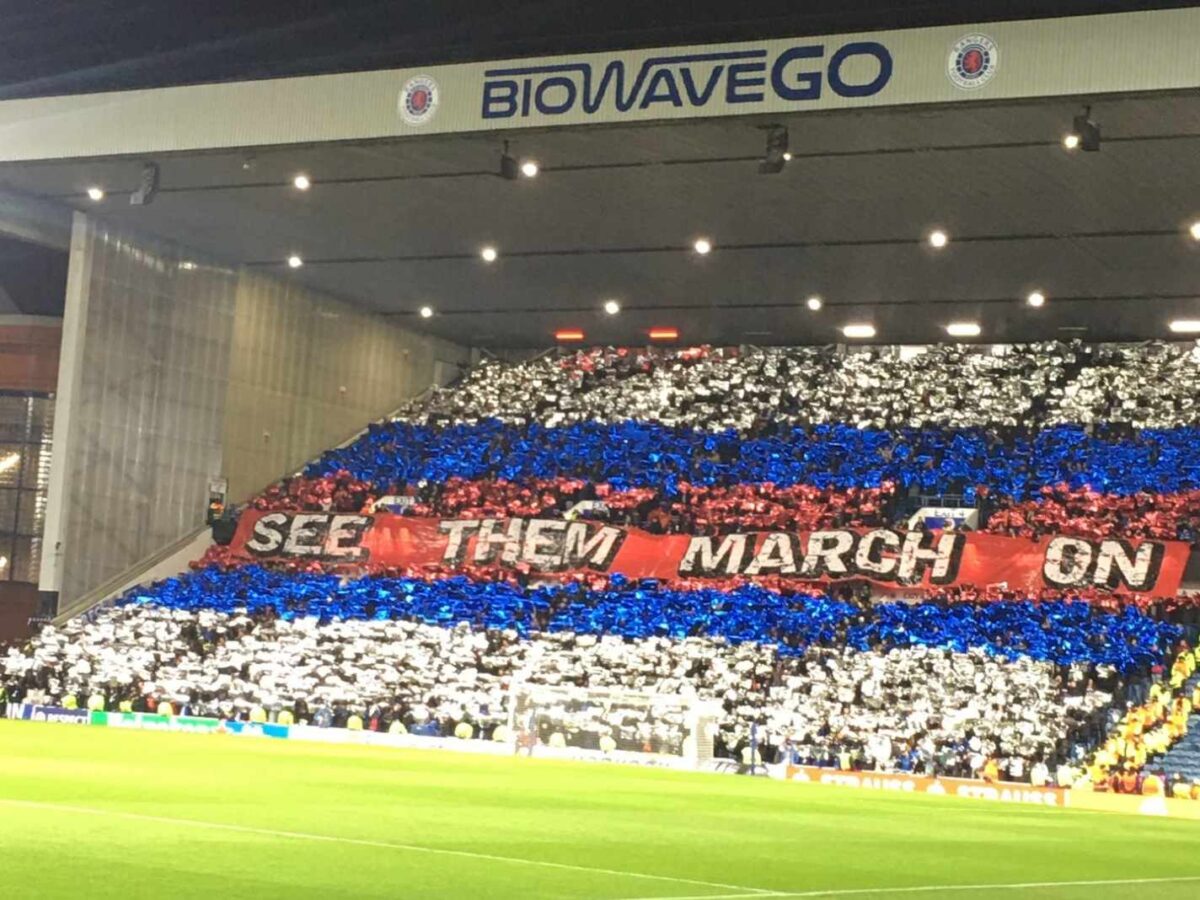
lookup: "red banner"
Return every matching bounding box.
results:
[229,511,1190,596]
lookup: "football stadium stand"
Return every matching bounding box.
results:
[5,341,1200,796]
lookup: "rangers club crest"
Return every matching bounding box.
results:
[947,34,998,90]
[399,75,440,125]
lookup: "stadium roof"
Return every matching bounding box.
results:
[0,0,1193,99]
[0,6,1197,347]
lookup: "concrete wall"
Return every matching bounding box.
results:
[222,271,458,500]
[41,213,467,610]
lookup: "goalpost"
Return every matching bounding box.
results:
[507,683,722,770]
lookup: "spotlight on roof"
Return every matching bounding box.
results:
[555,328,585,342]
[1062,133,1081,151]
[693,237,712,255]
[1072,107,1101,152]
[928,229,949,249]
[648,327,679,341]
[520,160,539,178]
[945,322,982,338]
[842,324,876,339]
[480,246,498,263]
[419,305,434,319]
[86,186,105,201]
[287,254,303,268]
[500,141,519,180]
[1027,290,1046,308]
[1168,320,1200,334]
[1189,221,1200,241]
[129,162,160,206]
[806,296,823,311]
[293,173,311,190]
[603,299,620,316]
[758,125,789,175]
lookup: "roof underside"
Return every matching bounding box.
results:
[2,90,1198,347]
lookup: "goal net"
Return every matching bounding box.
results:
[507,683,721,770]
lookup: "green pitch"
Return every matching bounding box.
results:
[2,720,1198,899]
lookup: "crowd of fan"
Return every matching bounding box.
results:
[1047,343,1200,429]
[16,340,1200,791]
[402,341,1200,431]
[84,567,1180,672]
[306,419,1200,503]
[254,474,895,535]
[984,485,1200,544]
[404,344,1067,431]
[0,599,1141,780]
[248,468,1200,548]
[218,341,1200,549]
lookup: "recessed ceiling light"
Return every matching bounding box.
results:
[945,322,982,337]
[806,296,822,311]
[287,254,303,268]
[1169,320,1200,334]
[1063,133,1080,150]
[481,246,498,262]
[86,186,105,201]
[293,174,311,190]
[1189,221,1200,241]
[928,229,948,249]
[520,160,539,178]
[603,299,620,316]
[1027,290,1046,307]
[842,324,876,339]
[693,238,712,255]
[419,305,434,318]
[782,151,793,162]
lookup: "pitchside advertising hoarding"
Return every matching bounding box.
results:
[230,511,1190,596]
[14,704,89,724]
[785,764,1069,807]
[0,8,1198,160]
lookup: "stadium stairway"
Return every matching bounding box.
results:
[1154,672,1200,781]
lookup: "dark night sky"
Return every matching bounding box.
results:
[0,0,1195,99]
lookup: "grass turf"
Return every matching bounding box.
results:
[1,720,1198,899]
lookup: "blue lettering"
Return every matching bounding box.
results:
[680,66,724,106]
[828,42,892,97]
[725,62,766,104]
[520,78,532,116]
[482,80,519,119]
[482,50,765,118]
[640,69,683,108]
[534,76,577,114]
[585,62,635,113]
[477,44,887,119]
[770,45,824,101]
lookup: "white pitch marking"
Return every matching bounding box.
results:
[620,874,1200,900]
[0,798,774,895]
